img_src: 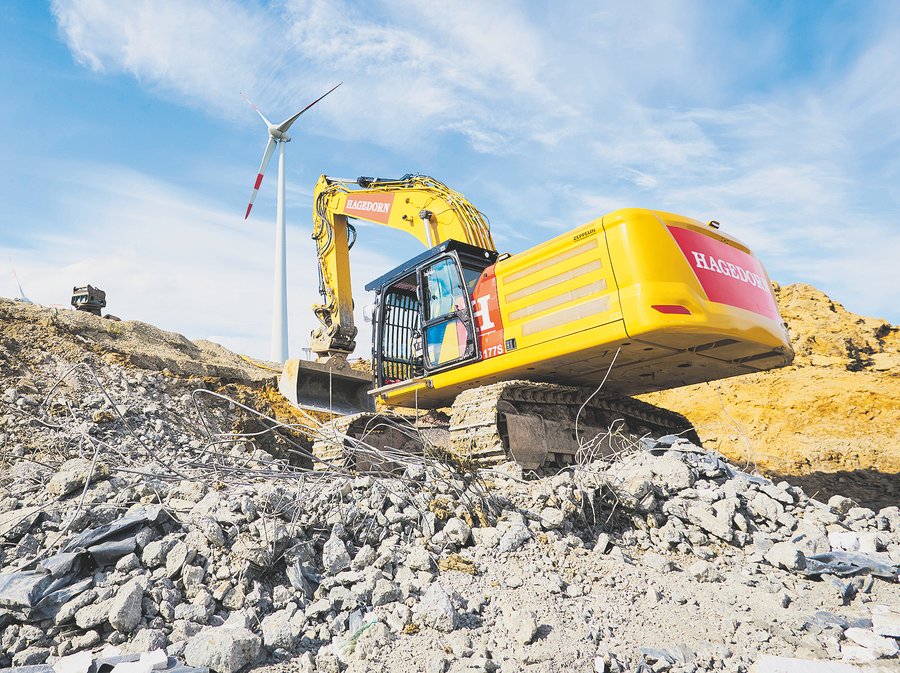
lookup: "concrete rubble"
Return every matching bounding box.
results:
[0,647,207,673]
[1,300,899,673]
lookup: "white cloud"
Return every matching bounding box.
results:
[1,160,390,361]
[438,120,510,155]
[50,0,560,152]
[53,0,277,112]
[46,0,900,325]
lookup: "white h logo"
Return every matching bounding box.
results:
[472,295,495,330]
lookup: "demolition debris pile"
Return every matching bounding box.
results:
[0,295,899,673]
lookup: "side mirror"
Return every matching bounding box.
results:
[363,303,376,323]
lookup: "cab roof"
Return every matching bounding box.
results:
[365,240,498,292]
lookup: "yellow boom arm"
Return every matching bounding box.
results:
[310,174,495,360]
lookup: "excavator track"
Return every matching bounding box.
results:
[312,411,454,472]
[312,380,698,472]
[448,381,698,469]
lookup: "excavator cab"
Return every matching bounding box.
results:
[280,240,497,416]
[368,240,497,390]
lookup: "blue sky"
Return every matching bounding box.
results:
[1,1,898,360]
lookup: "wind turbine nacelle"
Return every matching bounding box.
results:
[268,126,291,142]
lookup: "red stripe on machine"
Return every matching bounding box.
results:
[668,226,780,320]
[254,174,264,189]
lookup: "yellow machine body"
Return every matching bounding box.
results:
[281,174,792,419]
[369,208,792,408]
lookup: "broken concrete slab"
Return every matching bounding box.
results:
[749,653,898,672]
[183,625,261,673]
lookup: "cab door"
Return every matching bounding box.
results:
[418,255,480,372]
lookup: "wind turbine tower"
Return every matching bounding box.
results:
[242,83,341,363]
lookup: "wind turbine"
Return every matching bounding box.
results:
[242,82,342,363]
[9,259,31,303]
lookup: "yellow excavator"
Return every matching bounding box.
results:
[280,174,793,468]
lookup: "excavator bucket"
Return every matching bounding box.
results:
[279,359,375,416]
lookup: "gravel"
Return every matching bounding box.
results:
[1,301,898,673]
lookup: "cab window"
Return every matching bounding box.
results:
[420,256,476,370]
[378,280,422,384]
[424,257,467,319]
[461,265,483,294]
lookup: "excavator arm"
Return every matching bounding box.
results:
[309,173,495,362]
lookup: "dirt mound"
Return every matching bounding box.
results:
[0,297,275,383]
[640,283,900,507]
[0,297,321,460]
[776,282,899,370]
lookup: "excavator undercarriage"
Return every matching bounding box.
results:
[309,381,699,472]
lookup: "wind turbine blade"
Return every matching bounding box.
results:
[276,82,342,133]
[9,259,29,302]
[245,137,277,219]
[240,91,273,127]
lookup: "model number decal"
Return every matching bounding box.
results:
[482,344,505,358]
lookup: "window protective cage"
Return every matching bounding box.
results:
[377,286,422,385]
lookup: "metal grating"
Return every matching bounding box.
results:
[378,287,422,385]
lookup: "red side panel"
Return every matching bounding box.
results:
[668,226,780,321]
[471,265,505,359]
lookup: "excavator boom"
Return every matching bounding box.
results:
[310,174,494,358]
[280,174,495,415]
